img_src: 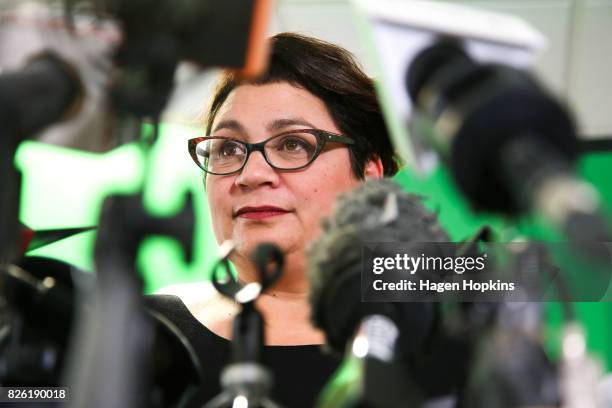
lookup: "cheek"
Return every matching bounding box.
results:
[320,166,361,200]
[206,181,232,241]
[298,176,359,227]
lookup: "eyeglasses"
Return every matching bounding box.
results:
[187,129,354,175]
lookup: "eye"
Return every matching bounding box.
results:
[283,137,304,151]
[275,134,316,154]
[217,140,246,157]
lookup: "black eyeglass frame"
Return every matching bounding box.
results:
[187,128,355,175]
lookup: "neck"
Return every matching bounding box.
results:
[230,249,325,345]
[232,249,310,295]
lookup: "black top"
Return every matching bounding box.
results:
[145,294,340,408]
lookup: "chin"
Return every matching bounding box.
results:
[233,229,299,257]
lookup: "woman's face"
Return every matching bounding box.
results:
[206,82,379,259]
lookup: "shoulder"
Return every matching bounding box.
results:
[152,281,238,340]
[154,281,218,306]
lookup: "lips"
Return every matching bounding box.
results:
[235,205,291,219]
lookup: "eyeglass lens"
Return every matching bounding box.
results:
[195,132,319,174]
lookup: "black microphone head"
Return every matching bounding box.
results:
[308,179,449,356]
[406,43,579,214]
[252,242,284,291]
[406,39,472,104]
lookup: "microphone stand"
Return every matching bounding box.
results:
[317,314,426,408]
[65,31,196,408]
[204,242,284,408]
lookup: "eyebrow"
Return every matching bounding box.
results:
[267,118,317,132]
[212,119,245,135]
[211,117,317,135]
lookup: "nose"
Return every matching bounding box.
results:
[235,149,280,189]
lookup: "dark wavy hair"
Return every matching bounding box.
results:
[205,32,400,178]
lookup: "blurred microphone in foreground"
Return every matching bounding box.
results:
[308,179,466,407]
[308,178,598,407]
[353,0,612,249]
[406,40,612,248]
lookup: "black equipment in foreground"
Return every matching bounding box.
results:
[17,1,273,407]
[308,179,563,407]
[308,179,461,407]
[309,180,445,359]
[0,256,202,407]
[406,40,612,245]
[65,190,196,408]
[0,52,84,263]
[205,242,285,408]
[101,0,271,76]
[101,0,272,145]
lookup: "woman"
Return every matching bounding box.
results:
[149,32,399,407]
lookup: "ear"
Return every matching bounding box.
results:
[363,156,384,180]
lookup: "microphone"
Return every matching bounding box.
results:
[309,179,447,356]
[308,179,458,406]
[406,40,612,246]
[205,242,284,408]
